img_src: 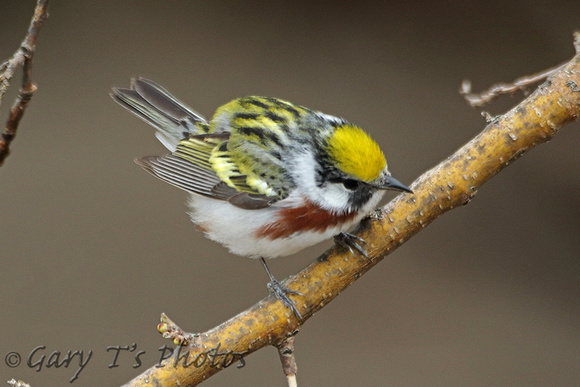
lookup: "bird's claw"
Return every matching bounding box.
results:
[267,279,303,320]
[334,232,369,258]
[260,257,303,319]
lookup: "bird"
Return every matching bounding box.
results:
[111,78,412,319]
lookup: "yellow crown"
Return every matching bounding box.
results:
[327,124,386,182]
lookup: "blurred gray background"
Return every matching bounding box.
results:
[1,1,579,386]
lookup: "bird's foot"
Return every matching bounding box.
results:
[267,278,303,320]
[334,232,368,258]
[260,257,303,320]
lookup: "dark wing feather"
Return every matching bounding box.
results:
[136,155,222,197]
[136,154,275,209]
[227,192,274,209]
[211,182,239,200]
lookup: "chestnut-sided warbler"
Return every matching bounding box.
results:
[112,79,412,318]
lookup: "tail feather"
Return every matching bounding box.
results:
[132,78,206,123]
[111,78,207,151]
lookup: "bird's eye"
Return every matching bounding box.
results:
[342,179,360,191]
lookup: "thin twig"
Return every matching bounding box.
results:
[460,62,565,107]
[0,0,50,167]
[276,335,298,387]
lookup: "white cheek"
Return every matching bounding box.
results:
[288,151,349,212]
[317,184,350,211]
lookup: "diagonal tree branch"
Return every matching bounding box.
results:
[124,34,580,386]
[0,0,50,167]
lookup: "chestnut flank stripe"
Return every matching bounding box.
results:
[255,199,357,239]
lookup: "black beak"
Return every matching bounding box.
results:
[379,175,413,193]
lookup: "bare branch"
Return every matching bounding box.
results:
[0,0,50,167]
[123,36,580,386]
[460,62,564,107]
